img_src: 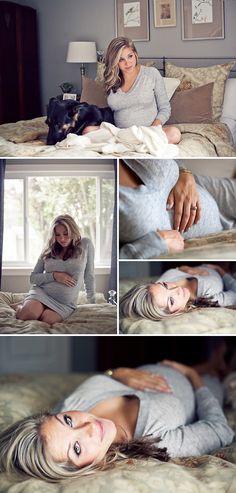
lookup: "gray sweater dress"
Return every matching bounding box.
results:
[159,265,236,307]
[107,65,171,128]
[119,159,236,259]
[53,363,234,457]
[25,237,95,319]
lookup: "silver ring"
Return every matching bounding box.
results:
[190,206,198,211]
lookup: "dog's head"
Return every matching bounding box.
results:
[46,98,81,145]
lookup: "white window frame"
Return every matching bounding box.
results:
[3,162,114,275]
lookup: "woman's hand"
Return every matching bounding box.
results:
[158,230,184,253]
[53,272,77,287]
[167,171,201,233]
[178,265,209,276]
[204,264,228,277]
[161,360,204,390]
[151,118,162,127]
[111,367,172,393]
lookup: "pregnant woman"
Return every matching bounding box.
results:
[83,36,180,144]
[0,347,234,481]
[14,214,95,324]
[119,159,236,259]
[119,264,236,321]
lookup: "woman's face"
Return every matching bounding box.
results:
[54,224,72,249]
[118,47,137,74]
[149,282,190,314]
[41,411,117,469]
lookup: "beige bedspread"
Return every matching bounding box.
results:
[0,117,235,157]
[0,372,236,493]
[119,277,236,334]
[0,291,117,334]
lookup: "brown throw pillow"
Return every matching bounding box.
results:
[167,82,214,125]
[80,76,108,107]
[166,61,235,120]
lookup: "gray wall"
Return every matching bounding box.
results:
[13,0,236,113]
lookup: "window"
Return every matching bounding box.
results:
[3,163,114,267]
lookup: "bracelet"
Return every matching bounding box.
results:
[104,368,114,377]
[179,166,192,175]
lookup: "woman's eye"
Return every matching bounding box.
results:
[163,282,168,289]
[64,414,72,427]
[74,441,81,456]
[169,297,174,307]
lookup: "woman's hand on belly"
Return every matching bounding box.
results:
[110,367,172,393]
[158,230,184,253]
[161,360,204,390]
[178,265,210,276]
[53,271,77,287]
[167,172,201,233]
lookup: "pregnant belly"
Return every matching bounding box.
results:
[39,282,78,306]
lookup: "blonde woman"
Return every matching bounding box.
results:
[119,264,236,321]
[0,348,234,482]
[14,214,95,325]
[104,37,181,144]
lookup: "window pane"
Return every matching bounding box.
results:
[100,178,114,264]
[28,177,97,263]
[3,179,24,261]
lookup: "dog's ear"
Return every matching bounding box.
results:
[46,97,58,123]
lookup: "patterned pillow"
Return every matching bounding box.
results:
[166,61,236,120]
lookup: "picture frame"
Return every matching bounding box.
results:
[181,0,225,41]
[115,0,150,41]
[153,0,176,28]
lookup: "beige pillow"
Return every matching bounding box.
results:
[166,61,235,120]
[167,82,214,124]
[80,76,108,107]
[163,77,180,100]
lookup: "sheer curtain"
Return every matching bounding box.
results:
[108,160,117,299]
[0,160,6,289]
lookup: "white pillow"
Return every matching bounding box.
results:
[220,78,236,145]
[163,77,180,100]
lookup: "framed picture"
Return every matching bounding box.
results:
[153,0,176,28]
[115,0,150,41]
[181,0,225,41]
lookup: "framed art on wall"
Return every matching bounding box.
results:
[181,0,225,40]
[115,0,150,41]
[153,0,176,28]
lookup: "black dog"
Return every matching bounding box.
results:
[46,98,114,145]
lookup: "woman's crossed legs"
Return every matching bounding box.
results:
[15,300,63,325]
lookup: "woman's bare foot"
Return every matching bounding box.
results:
[10,303,22,312]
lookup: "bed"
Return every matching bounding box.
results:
[0,372,236,493]
[0,291,117,334]
[119,277,236,335]
[0,58,235,158]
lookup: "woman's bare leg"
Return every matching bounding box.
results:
[40,309,63,325]
[82,125,100,135]
[163,126,181,144]
[16,300,45,321]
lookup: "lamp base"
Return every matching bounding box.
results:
[80,64,86,91]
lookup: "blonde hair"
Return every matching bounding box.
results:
[42,214,82,260]
[0,413,169,482]
[119,283,220,321]
[104,37,138,94]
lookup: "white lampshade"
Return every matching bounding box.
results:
[66,41,97,63]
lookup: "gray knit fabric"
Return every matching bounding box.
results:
[107,66,171,128]
[53,363,234,458]
[25,238,95,319]
[119,159,236,259]
[159,264,236,307]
